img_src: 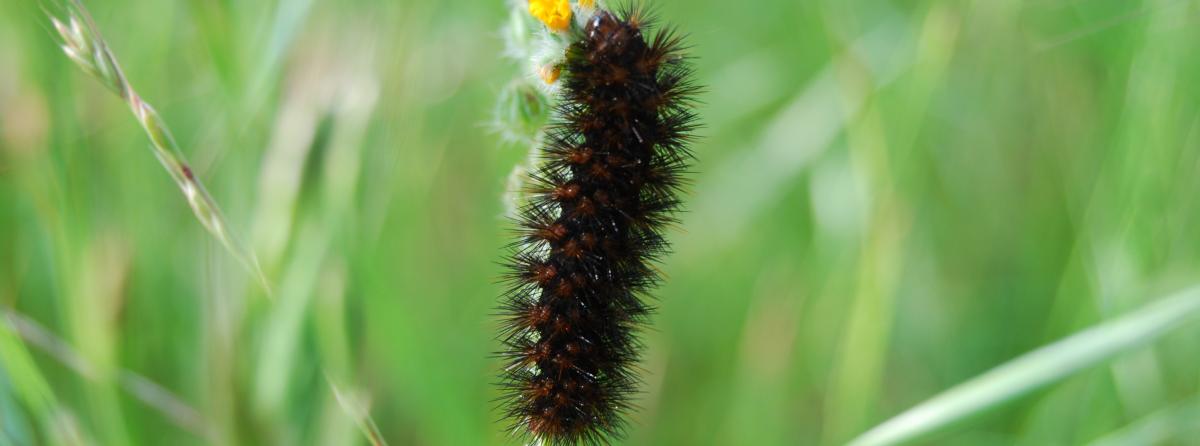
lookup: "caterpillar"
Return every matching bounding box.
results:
[498,2,698,445]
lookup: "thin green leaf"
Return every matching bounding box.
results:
[848,285,1200,446]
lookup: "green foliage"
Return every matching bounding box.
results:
[1,0,1200,445]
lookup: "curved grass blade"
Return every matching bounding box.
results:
[847,285,1200,446]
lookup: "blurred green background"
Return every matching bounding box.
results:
[4,0,1200,445]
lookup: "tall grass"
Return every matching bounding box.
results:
[1,0,1200,445]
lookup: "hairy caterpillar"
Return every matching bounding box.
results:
[498,3,698,445]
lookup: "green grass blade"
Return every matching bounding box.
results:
[3,309,213,440]
[0,314,56,419]
[847,285,1200,446]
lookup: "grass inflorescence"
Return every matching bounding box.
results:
[47,0,268,291]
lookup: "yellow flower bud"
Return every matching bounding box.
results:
[539,64,562,84]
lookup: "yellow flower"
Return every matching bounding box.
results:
[528,0,572,32]
[579,0,595,7]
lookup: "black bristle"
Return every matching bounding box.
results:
[498,6,698,445]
